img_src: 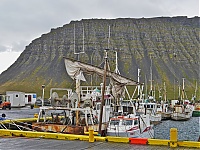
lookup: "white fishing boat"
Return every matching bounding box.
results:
[171,79,194,121]
[137,102,162,124]
[106,97,154,138]
[106,113,154,138]
[171,104,192,121]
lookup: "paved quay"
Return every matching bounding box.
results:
[0,137,197,150]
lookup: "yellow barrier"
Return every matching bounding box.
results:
[147,128,200,149]
[178,141,200,148]
[170,128,178,148]
[148,139,170,146]
[0,128,199,148]
[106,136,129,143]
[84,131,99,135]
[0,129,106,142]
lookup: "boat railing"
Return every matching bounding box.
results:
[80,86,110,96]
[0,119,46,132]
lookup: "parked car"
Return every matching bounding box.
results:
[0,99,11,110]
[34,98,51,107]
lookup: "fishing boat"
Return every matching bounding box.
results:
[137,102,162,124]
[171,79,194,121]
[170,99,194,121]
[32,106,107,135]
[31,85,113,135]
[192,104,200,117]
[106,96,154,138]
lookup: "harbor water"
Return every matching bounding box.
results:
[0,108,199,141]
[0,108,199,150]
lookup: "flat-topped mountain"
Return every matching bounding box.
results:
[0,16,199,99]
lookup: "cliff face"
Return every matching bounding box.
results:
[0,16,199,99]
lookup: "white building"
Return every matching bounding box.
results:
[25,93,37,108]
[6,91,25,107]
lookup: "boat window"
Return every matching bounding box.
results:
[122,120,132,125]
[110,120,120,125]
[134,119,138,125]
[96,104,100,110]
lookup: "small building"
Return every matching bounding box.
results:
[6,91,25,108]
[25,93,37,108]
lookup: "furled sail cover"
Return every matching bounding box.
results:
[64,57,141,98]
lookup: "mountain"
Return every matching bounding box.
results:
[0,16,199,100]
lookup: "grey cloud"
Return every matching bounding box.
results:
[0,0,199,53]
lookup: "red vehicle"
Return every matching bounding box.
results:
[0,95,11,110]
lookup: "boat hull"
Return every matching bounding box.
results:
[32,123,107,135]
[171,112,191,121]
[192,110,200,117]
[106,126,154,138]
[161,112,171,120]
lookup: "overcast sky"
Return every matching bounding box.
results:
[0,0,199,74]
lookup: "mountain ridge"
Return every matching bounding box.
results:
[0,16,199,99]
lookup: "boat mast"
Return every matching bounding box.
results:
[115,51,130,100]
[98,50,108,135]
[108,25,110,49]
[115,51,119,74]
[137,68,141,100]
[74,23,85,125]
[145,75,148,100]
[181,78,185,101]
[163,82,167,102]
[178,84,181,100]
[194,81,197,100]
[150,58,153,97]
